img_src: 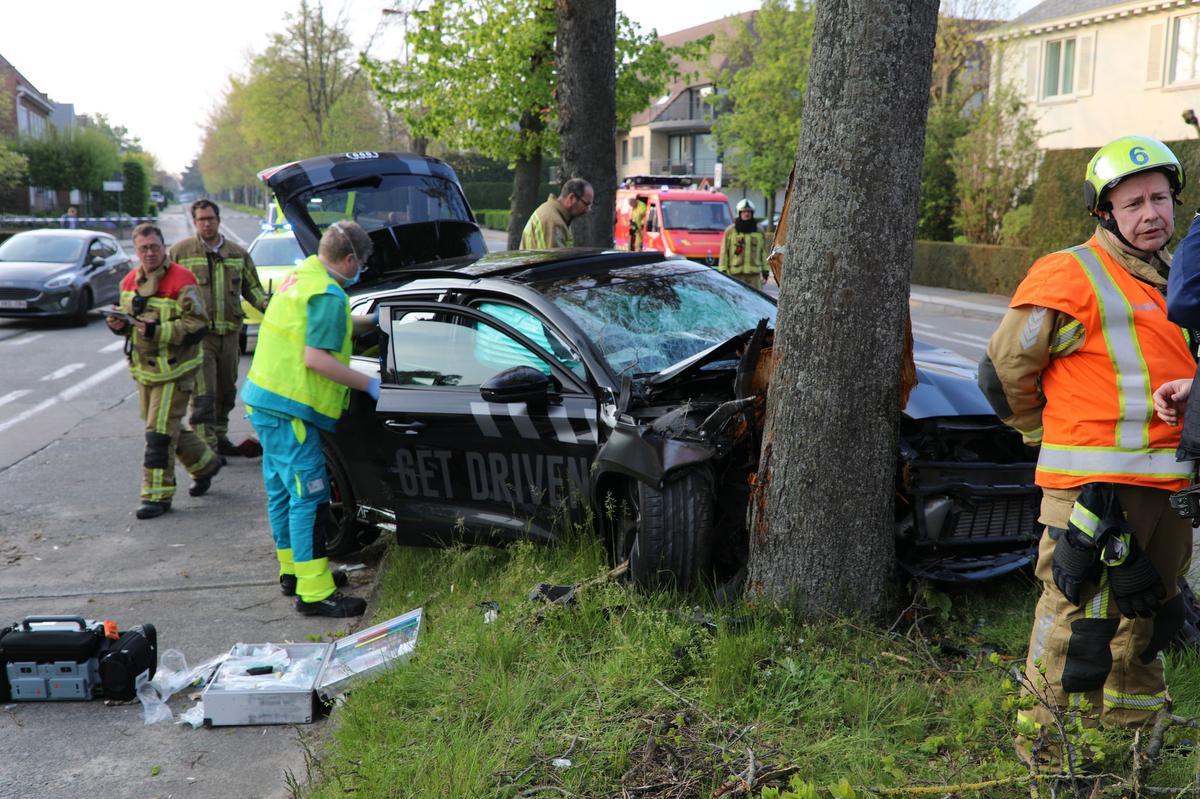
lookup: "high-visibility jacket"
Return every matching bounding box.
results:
[169,235,267,334]
[1009,237,1195,490]
[241,255,352,431]
[116,262,208,385]
[718,224,767,275]
[520,195,573,249]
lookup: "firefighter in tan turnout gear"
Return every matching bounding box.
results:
[169,200,268,456]
[519,178,593,249]
[981,136,1196,764]
[106,223,222,519]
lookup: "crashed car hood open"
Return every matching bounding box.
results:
[257,152,486,280]
[906,340,995,419]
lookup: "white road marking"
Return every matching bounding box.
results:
[99,340,125,353]
[4,333,44,346]
[0,389,31,408]
[912,321,992,346]
[59,360,128,401]
[0,359,127,434]
[915,330,986,352]
[221,224,247,247]
[40,363,86,381]
[910,290,1006,317]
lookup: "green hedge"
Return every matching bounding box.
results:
[475,209,511,230]
[461,181,557,212]
[912,239,1034,296]
[1026,139,1200,256]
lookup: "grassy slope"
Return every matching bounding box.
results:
[303,535,1200,798]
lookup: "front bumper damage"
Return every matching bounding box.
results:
[896,417,1040,583]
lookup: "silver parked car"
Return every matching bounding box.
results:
[0,230,129,325]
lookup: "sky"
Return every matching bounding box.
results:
[0,0,1045,176]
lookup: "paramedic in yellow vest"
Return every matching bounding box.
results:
[981,136,1195,764]
[520,178,593,249]
[106,223,222,520]
[169,200,269,457]
[628,196,647,251]
[240,221,379,618]
[719,199,768,288]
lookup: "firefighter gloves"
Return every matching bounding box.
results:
[1108,539,1165,618]
[1052,525,1101,605]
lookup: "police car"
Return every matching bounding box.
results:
[261,152,1040,590]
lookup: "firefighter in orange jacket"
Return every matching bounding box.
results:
[982,136,1196,763]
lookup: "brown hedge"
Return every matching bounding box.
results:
[912,239,1034,296]
[1026,139,1200,257]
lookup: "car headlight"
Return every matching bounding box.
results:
[44,274,74,290]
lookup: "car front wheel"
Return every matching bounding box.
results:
[70,287,92,327]
[629,467,715,592]
[321,443,370,557]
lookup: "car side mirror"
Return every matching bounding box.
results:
[480,365,553,405]
[90,256,105,267]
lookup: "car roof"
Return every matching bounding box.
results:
[9,229,109,239]
[350,248,680,296]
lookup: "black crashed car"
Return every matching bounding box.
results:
[261,153,1040,590]
[0,229,130,325]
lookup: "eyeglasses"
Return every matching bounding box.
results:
[574,194,593,208]
[136,244,164,254]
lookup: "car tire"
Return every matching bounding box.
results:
[629,467,715,592]
[70,287,92,327]
[321,443,371,557]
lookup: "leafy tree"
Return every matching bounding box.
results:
[0,144,27,191]
[917,102,969,241]
[11,127,120,196]
[122,157,149,216]
[181,158,206,194]
[364,1,706,248]
[709,0,814,221]
[951,86,1040,245]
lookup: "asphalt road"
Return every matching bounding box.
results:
[0,207,1014,798]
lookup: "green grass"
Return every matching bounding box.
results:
[299,537,1200,798]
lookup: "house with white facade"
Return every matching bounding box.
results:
[984,0,1200,150]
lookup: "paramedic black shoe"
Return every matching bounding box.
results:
[135,500,171,520]
[217,436,241,457]
[296,591,366,617]
[280,570,348,597]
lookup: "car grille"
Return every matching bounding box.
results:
[950,493,1040,542]
[0,287,38,301]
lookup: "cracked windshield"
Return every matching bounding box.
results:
[542,265,776,376]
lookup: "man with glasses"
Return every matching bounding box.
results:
[520,178,593,249]
[106,224,221,519]
[169,200,269,458]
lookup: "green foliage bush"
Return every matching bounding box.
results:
[474,209,510,230]
[1000,204,1033,248]
[912,239,1033,295]
[1026,139,1200,256]
[462,181,556,213]
[121,157,149,217]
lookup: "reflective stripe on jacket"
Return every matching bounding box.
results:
[718,225,767,275]
[241,255,351,431]
[1008,236,1195,490]
[118,263,208,384]
[169,235,266,334]
[520,195,572,249]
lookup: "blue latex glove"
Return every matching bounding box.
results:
[372,306,381,325]
[365,376,381,401]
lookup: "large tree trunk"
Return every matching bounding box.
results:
[746,0,938,620]
[507,138,543,251]
[555,0,616,248]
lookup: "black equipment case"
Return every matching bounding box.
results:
[0,616,157,702]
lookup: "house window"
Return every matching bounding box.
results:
[621,139,629,166]
[1171,13,1200,84]
[631,136,644,159]
[1043,37,1076,97]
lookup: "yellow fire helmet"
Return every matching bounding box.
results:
[1084,135,1184,216]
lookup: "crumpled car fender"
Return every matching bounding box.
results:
[591,423,716,489]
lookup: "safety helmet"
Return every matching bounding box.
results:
[736,199,755,213]
[1084,135,1184,216]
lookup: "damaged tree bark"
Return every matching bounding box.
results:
[555,0,616,248]
[746,0,938,619]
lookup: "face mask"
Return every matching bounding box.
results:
[342,265,361,288]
